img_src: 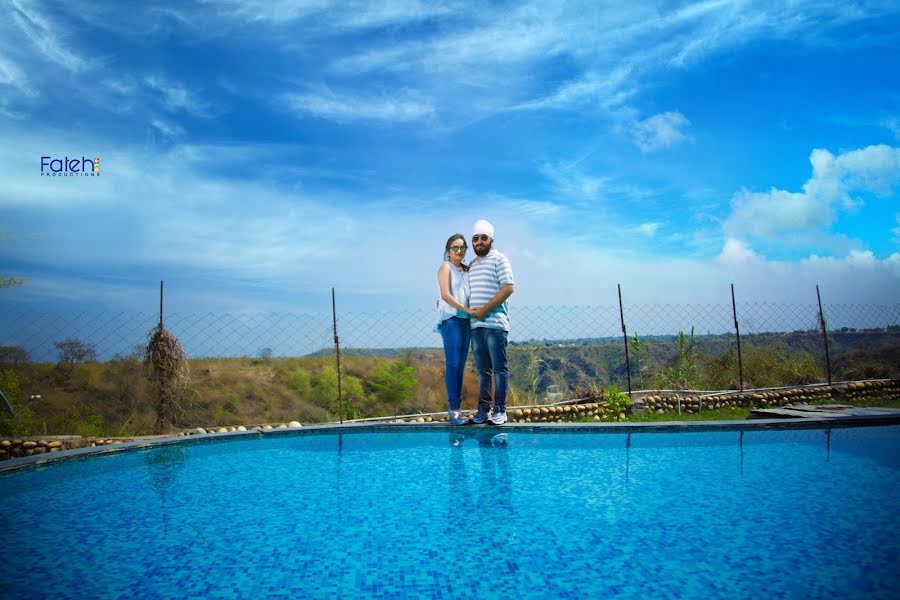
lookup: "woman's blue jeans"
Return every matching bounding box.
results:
[439,316,471,411]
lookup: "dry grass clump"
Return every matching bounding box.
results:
[145,323,189,434]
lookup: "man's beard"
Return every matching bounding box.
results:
[473,241,492,256]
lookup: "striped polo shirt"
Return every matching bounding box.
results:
[468,248,514,331]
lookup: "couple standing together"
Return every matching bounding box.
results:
[436,219,514,426]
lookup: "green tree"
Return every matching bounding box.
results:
[0,369,38,436]
[311,366,339,409]
[287,368,312,397]
[338,375,366,420]
[656,327,702,390]
[630,332,652,389]
[369,361,417,412]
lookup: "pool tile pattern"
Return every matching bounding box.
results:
[2,426,898,598]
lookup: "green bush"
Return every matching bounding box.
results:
[0,369,40,436]
[741,344,823,388]
[287,369,312,396]
[311,366,338,409]
[605,385,631,416]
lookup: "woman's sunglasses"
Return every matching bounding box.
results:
[449,245,467,253]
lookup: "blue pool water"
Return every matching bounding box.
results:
[1,425,899,599]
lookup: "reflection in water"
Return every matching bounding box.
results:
[144,445,187,538]
[447,429,516,572]
[626,433,631,486]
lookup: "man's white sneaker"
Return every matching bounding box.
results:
[490,407,507,425]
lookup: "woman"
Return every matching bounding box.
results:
[437,233,472,426]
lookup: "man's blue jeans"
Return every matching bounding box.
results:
[439,316,471,411]
[470,326,508,410]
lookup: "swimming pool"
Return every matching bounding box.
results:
[2,424,899,599]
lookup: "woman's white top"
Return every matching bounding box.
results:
[437,261,470,323]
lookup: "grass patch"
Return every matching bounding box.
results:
[630,406,751,422]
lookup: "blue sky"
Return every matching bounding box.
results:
[1,0,899,318]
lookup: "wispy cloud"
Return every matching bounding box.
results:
[150,117,185,139]
[0,53,34,98]
[9,0,90,73]
[885,117,900,141]
[145,76,212,116]
[203,0,453,30]
[630,111,692,152]
[280,88,435,123]
[203,0,328,24]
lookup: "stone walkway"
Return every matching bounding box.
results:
[749,404,900,419]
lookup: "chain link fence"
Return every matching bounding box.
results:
[2,299,898,395]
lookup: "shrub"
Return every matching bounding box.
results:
[369,361,417,411]
[311,366,338,409]
[288,369,312,397]
[0,369,39,436]
[145,323,189,434]
[605,385,631,417]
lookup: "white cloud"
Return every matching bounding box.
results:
[634,223,661,237]
[726,187,832,238]
[280,89,435,123]
[717,238,759,264]
[805,144,900,208]
[883,117,900,141]
[3,131,898,318]
[725,144,900,240]
[631,111,692,152]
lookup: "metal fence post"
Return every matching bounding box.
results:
[332,287,344,423]
[815,285,832,385]
[617,284,632,397]
[731,284,744,391]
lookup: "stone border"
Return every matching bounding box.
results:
[2,410,899,474]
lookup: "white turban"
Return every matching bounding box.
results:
[472,219,494,239]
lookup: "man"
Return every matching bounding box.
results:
[467,219,515,425]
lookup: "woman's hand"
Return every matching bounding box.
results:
[469,306,487,320]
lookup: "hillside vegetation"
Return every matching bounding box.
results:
[1,330,897,437]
